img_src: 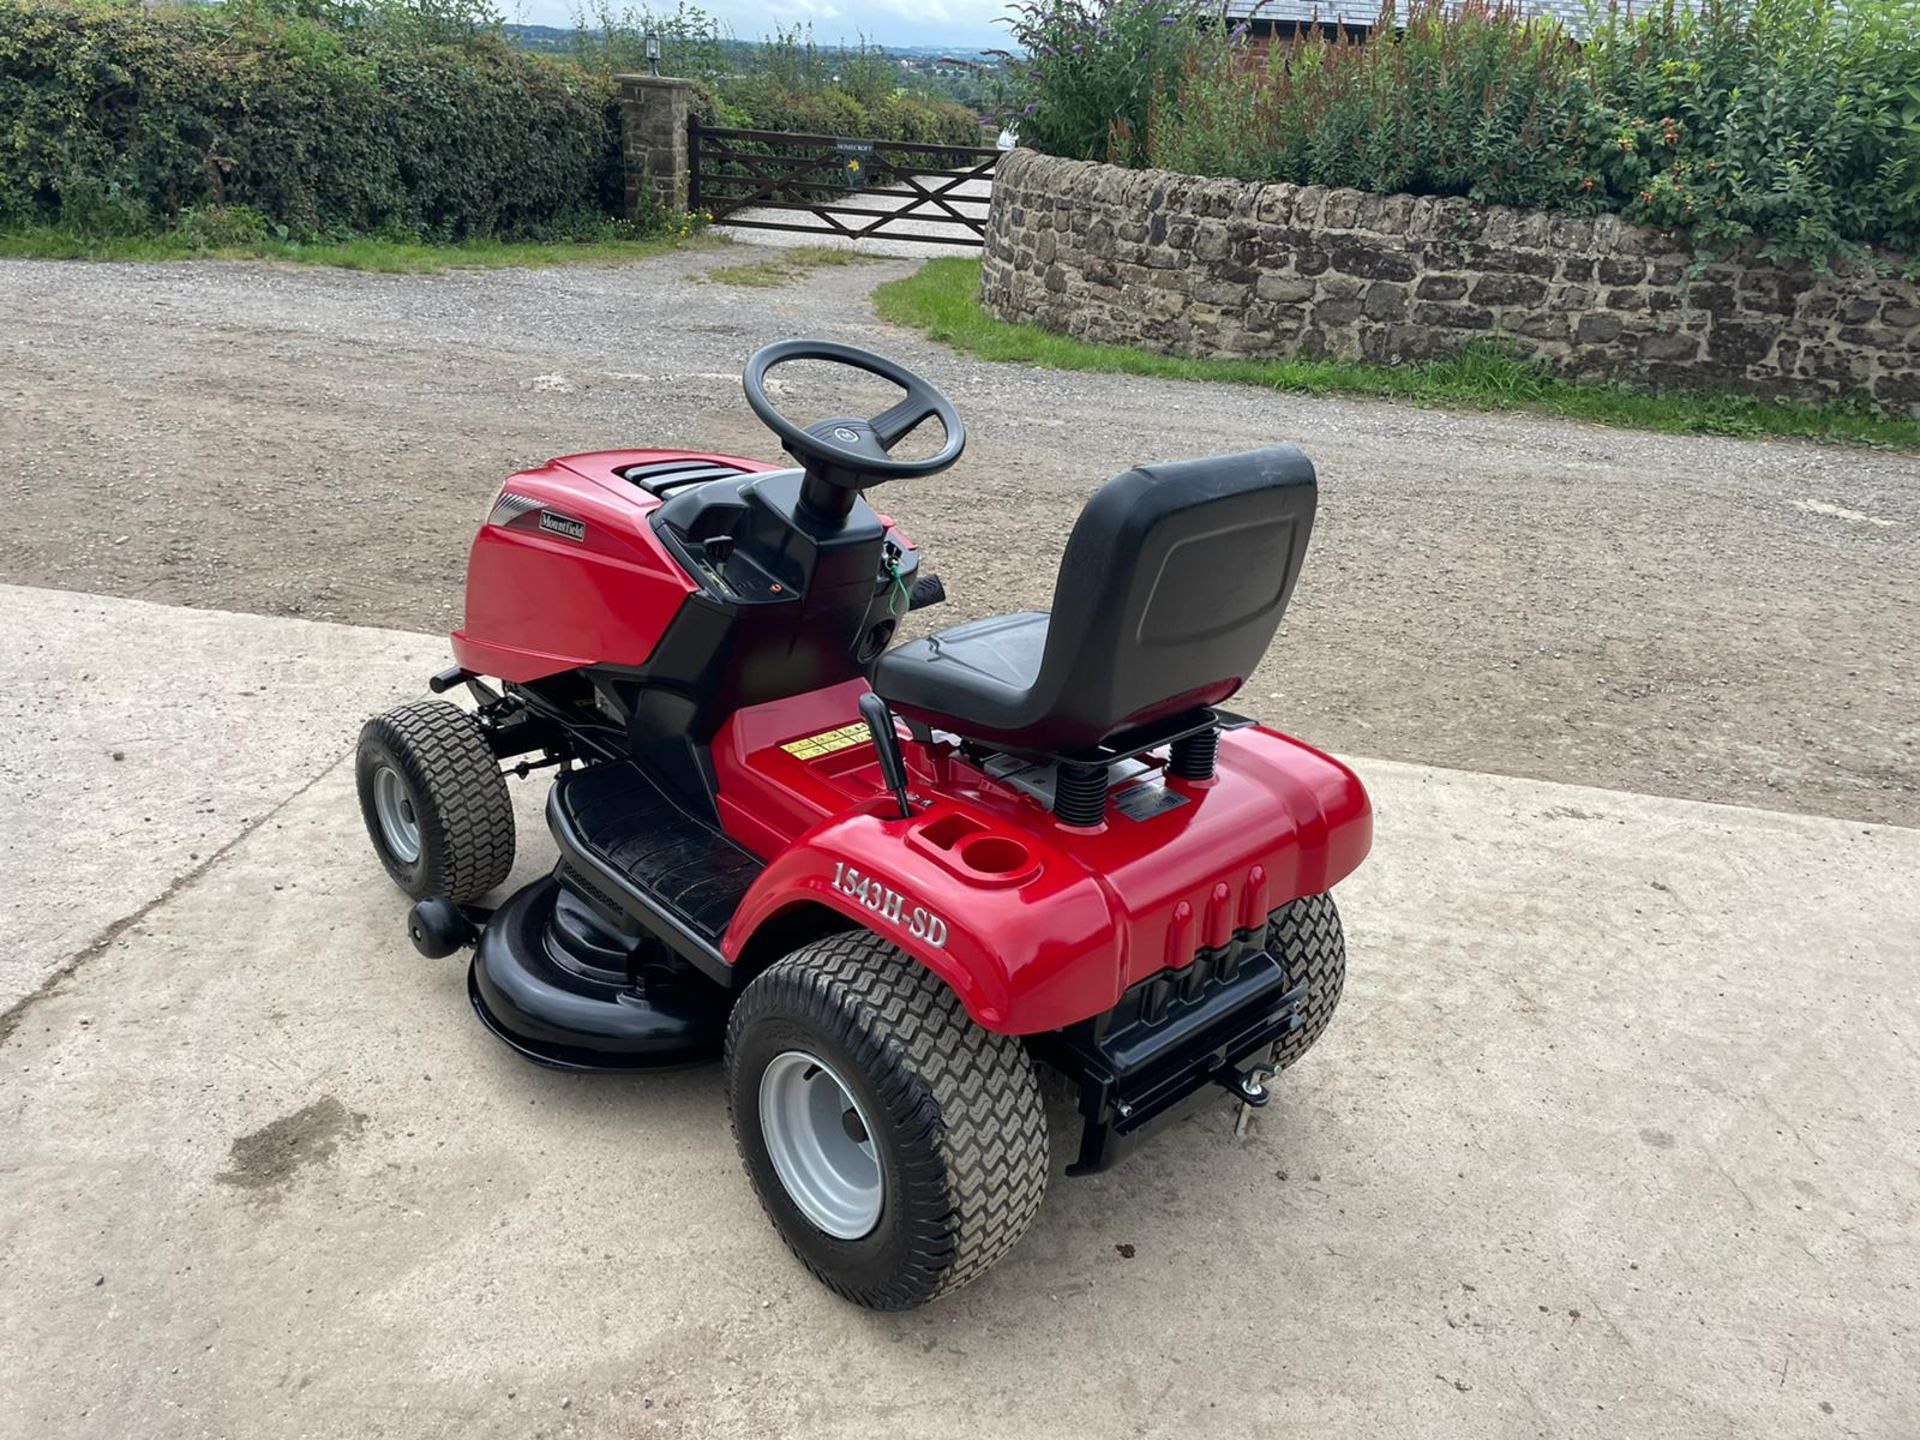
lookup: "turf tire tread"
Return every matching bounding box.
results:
[1266,892,1346,1071]
[727,931,1049,1308]
[358,700,514,903]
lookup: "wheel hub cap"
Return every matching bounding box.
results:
[372,765,421,864]
[759,1050,883,1239]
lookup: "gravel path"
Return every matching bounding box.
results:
[2,245,1914,825]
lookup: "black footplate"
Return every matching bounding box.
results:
[548,760,764,983]
[1031,932,1306,1174]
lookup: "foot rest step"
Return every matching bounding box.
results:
[552,761,763,946]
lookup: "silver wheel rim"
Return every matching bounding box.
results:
[758,1050,883,1240]
[372,765,421,864]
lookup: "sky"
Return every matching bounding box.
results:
[507,0,1016,49]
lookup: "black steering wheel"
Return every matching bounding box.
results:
[742,340,965,498]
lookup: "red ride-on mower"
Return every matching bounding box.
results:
[357,340,1371,1308]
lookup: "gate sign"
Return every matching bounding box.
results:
[836,139,875,189]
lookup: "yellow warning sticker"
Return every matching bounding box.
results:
[779,721,872,760]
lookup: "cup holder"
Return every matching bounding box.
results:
[909,814,1040,887]
[918,812,984,850]
[958,835,1031,876]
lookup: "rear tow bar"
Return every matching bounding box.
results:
[1032,934,1307,1176]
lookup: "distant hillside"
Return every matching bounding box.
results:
[501,24,1000,68]
[501,25,1005,110]
[501,23,575,53]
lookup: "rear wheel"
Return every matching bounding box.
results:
[725,932,1049,1309]
[1267,892,1346,1071]
[356,700,514,903]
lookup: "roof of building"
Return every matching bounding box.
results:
[1222,0,1621,31]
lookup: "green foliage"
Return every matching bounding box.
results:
[1006,0,1920,264]
[567,5,981,144]
[176,202,278,248]
[228,0,504,45]
[0,0,623,241]
[1151,3,1601,212]
[999,0,1207,166]
[569,1,732,88]
[875,258,1920,451]
[1578,0,1920,261]
[2,0,990,251]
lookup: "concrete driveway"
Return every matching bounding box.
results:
[3,583,1914,1439]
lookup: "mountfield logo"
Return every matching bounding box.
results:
[539,511,586,542]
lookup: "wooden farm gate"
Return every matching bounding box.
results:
[689,124,1003,246]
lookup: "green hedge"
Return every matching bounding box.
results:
[0,0,621,240]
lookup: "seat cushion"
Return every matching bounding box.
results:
[872,611,1049,736]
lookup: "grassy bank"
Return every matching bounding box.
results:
[0,225,699,274]
[874,259,1920,452]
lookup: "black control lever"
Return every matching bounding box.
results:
[858,692,914,819]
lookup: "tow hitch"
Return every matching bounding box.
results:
[1220,1060,1278,1138]
[1033,935,1306,1175]
[1217,1059,1276,1108]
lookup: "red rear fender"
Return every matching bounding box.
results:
[719,724,1371,1037]
[723,804,1124,1034]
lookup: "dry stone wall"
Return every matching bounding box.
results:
[981,149,1919,417]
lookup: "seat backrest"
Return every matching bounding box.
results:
[1033,446,1317,750]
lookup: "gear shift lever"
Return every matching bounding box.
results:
[858,693,914,819]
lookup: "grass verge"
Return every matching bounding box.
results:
[0,226,701,274]
[703,244,882,288]
[874,259,1920,452]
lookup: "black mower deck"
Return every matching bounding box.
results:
[467,878,734,1071]
[465,760,765,1072]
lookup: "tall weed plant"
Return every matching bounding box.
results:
[999,0,1209,166]
[1149,1,1596,210]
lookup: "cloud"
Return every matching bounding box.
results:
[765,0,846,23]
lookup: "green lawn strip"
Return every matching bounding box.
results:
[0,227,698,274]
[874,259,1920,452]
[703,244,884,288]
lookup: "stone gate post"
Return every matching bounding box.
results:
[615,75,692,215]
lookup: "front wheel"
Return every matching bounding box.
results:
[725,932,1050,1310]
[355,700,514,903]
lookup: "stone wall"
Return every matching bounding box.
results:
[981,149,1920,417]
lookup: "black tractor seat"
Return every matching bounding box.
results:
[873,446,1317,758]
